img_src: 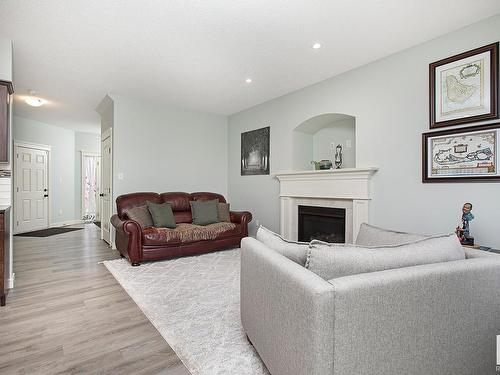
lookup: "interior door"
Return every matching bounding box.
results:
[101,132,112,245]
[15,145,49,233]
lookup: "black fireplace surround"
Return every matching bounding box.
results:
[298,205,346,243]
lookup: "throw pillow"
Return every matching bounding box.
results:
[256,226,309,266]
[190,200,219,226]
[125,205,154,228]
[355,223,429,246]
[306,234,465,280]
[217,203,231,222]
[146,201,176,228]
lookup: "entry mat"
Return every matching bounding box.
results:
[15,227,83,237]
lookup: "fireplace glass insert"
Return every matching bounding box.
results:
[298,205,346,243]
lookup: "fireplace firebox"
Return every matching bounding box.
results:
[298,205,346,243]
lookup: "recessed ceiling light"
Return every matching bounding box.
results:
[245,78,253,84]
[312,43,322,49]
[25,90,45,107]
[25,96,45,107]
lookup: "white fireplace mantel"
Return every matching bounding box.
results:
[275,167,378,243]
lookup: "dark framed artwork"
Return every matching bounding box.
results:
[429,42,498,129]
[422,123,500,183]
[241,126,270,176]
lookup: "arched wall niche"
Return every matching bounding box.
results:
[292,113,356,171]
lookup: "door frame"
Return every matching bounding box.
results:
[100,127,114,247]
[80,151,101,222]
[13,141,51,234]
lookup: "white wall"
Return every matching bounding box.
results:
[74,132,100,220]
[112,95,228,201]
[13,116,76,225]
[312,120,356,168]
[228,14,500,248]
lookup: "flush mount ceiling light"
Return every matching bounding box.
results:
[25,91,45,107]
[245,78,253,84]
[312,42,322,49]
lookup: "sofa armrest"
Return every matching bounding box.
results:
[328,258,500,375]
[110,214,142,265]
[230,211,252,237]
[241,237,335,375]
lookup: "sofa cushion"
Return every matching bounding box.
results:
[218,203,231,222]
[147,201,176,228]
[190,200,219,225]
[142,222,237,245]
[306,234,466,280]
[355,223,429,246]
[256,226,309,266]
[125,205,154,228]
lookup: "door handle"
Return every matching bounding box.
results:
[43,194,49,198]
[99,193,105,197]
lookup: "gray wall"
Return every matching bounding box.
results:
[228,14,500,248]
[13,116,100,225]
[74,132,101,220]
[112,95,228,201]
[13,116,76,225]
[312,120,356,168]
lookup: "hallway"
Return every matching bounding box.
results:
[0,224,189,374]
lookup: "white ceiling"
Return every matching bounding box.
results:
[1,0,500,133]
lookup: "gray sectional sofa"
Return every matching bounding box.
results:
[240,224,500,375]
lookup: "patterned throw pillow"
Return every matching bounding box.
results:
[125,205,154,228]
[217,203,231,222]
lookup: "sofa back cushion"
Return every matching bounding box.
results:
[355,223,429,246]
[256,226,310,266]
[161,192,192,223]
[306,234,466,280]
[117,192,161,218]
[191,192,226,204]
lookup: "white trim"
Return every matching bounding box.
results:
[100,128,114,247]
[13,142,51,234]
[14,140,51,152]
[8,273,15,289]
[80,150,100,157]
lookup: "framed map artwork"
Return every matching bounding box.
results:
[422,123,500,182]
[429,42,498,128]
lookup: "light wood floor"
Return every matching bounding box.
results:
[0,224,191,375]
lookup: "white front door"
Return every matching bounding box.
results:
[15,145,49,233]
[101,130,112,245]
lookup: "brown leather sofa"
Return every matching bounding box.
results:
[110,192,252,265]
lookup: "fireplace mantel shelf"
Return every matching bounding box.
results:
[275,167,378,180]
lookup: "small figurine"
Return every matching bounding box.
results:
[456,202,474,245]
[334,144,343,169]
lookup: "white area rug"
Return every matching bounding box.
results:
[103,249,269,375]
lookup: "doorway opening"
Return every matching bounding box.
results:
[81,152,101,223]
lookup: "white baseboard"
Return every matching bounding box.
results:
[8,273,15,289]
[49,219,84,228]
